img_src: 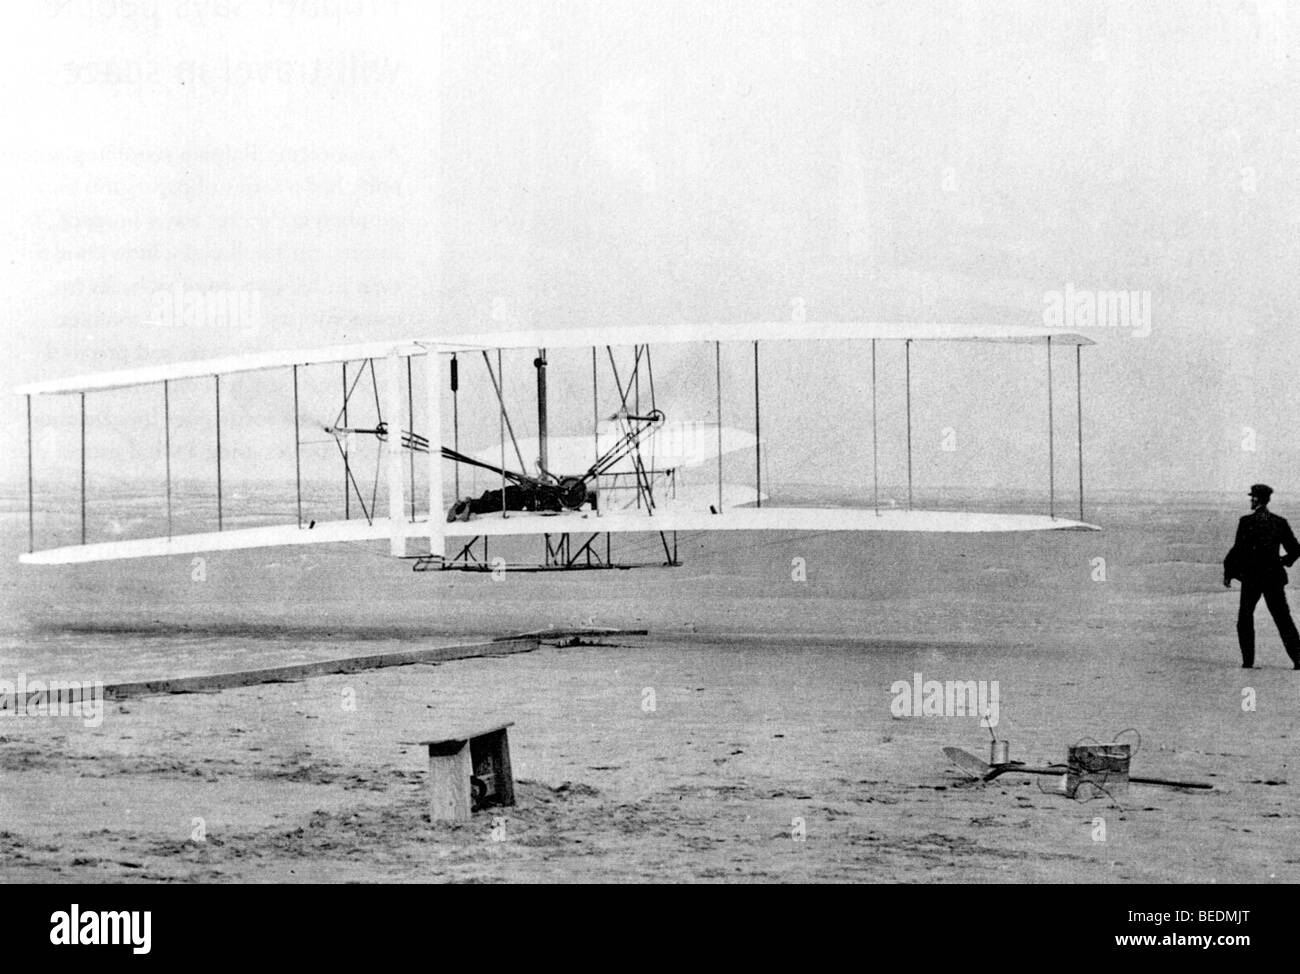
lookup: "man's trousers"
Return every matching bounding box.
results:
[1238,582,1300,667]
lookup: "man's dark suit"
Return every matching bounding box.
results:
[1224,508,1300,667]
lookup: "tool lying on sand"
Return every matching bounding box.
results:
[942,746,1213,791]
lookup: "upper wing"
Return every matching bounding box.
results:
[15,322,1091,396]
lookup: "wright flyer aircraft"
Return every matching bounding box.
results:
[17,322,1099,572]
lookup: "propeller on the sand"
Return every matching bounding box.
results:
[942,747,1213,790]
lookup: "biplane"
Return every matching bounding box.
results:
[16,322,1098,572]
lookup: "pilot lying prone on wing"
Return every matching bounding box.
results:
[446,478,594,522]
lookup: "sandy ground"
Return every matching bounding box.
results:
[1,492,1297,882]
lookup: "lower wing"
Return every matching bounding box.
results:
[20,506,1099,565]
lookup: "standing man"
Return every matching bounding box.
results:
[1224,484,1300,669]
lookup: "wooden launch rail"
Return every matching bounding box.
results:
[97,636,539,700]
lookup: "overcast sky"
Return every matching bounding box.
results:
[2,0,1298,501]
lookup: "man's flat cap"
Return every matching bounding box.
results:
[1250,483,1274,500]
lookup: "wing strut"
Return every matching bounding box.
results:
[905,340,913,511]
[292,366,302,529]
[498,350,506,516]
[79,392,86,544]
[426,349,444,559]
[591,346,599,518]
[645,346,657,488]
[645,345,657,414]
[1047,335,1055,520]
[384,350,407,555]
[215,375,224,531]
[871,339,879,515]
[367,360,382,519]
[341,363,350,519]
[164,380,173,538]
[1076,344,1085,521]
[633,344,641,417]
[407,357,416,520]
[451,353,460,499]
[26,394,33,553]
[714,341,723,514]
[753,340,762,509]
[632,347,644,503]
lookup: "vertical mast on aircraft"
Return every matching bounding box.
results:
[536,348,548,477]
